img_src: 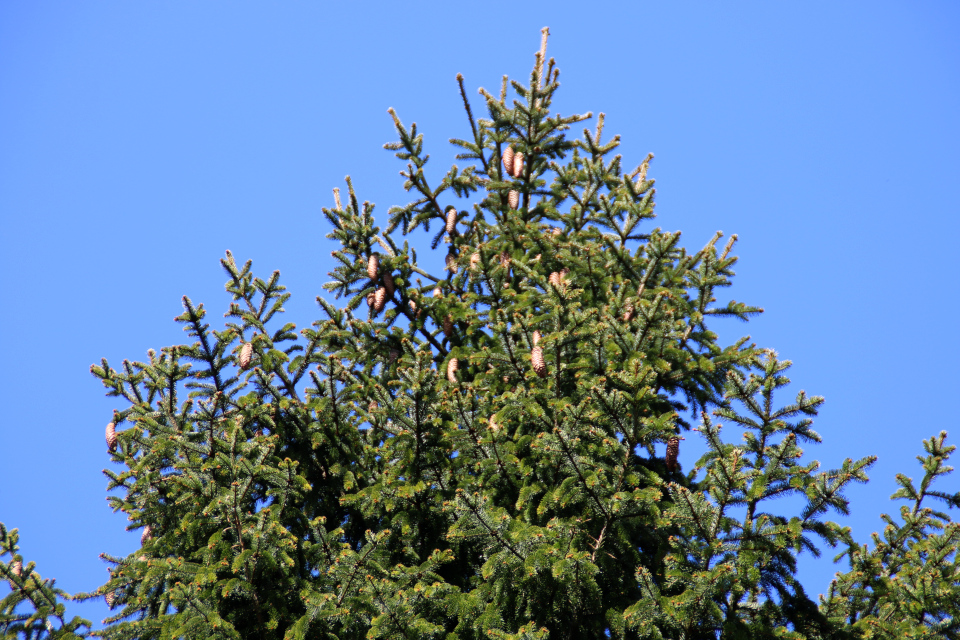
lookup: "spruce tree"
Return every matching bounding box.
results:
[2,28,958,640]
[1,525,91,639]
[820,432,960,637]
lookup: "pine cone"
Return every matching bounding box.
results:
[445,252,458,273]
[666,436,682,472]
[552,227,562,236]
[367,292,376,307]
[549,272,561,288]
[11,560,21,577]
[446,358,459,383]
[443,314,454,338]
[408,299,421,318]
[389,349,400,363]
[239,342,253,370]
[374,286,387,313]
[623,305,634,322]
[502,146,515,177]
[531,341,547,378]
[367,254,379,281]
[499,252,511,269]
[488,415,500,432]
[433,287,443,298]
[555,270,571,287]
[141,525,152,545]
[508,190,519,209]
[513,152,524,177]
[105,592,115,607]
[105,422,117,452]
[445,208,458,234]
[470,252,480,270]
[383,271,395,297]
[368,400,377,413]
[532,330,542,346]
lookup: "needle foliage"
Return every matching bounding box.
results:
[3,28,958,640]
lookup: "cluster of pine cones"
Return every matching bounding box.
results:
[502,147,523,210]
[366,253,395,314]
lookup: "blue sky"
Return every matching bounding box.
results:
[1,1,958,628]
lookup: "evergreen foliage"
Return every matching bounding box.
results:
[2,28,958,640]
[820,432,960,637]
[1,525,91,638]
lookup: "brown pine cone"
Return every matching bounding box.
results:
[367,253,379,281]
[531,345,547,378]
[383,272,395,297]
[508,190,519,210]
[443,314,454,338]
[445,208,458,234]
[488,414,500,432]
[499,252,511,270]
[105,591,115,607]
[502,146,515,177]
[433,287,443,298]
[105,422,118,452]
[666,436,683,472]
[549,272,561,288]
[470,252,480,270]
[513,152,524,177]
[532,330,542,346]
[445,252,458,273]
[141,525,152,545]
[408,300,421,318]
[623,305,635,322]
[239,342,253,370]
[446,358,459,383]
[367,292,375,307]
[11,560,22,577]
[374,287,387,313]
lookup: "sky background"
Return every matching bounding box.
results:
[2,0,958,629]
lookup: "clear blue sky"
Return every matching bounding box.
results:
[2,1,958,627]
